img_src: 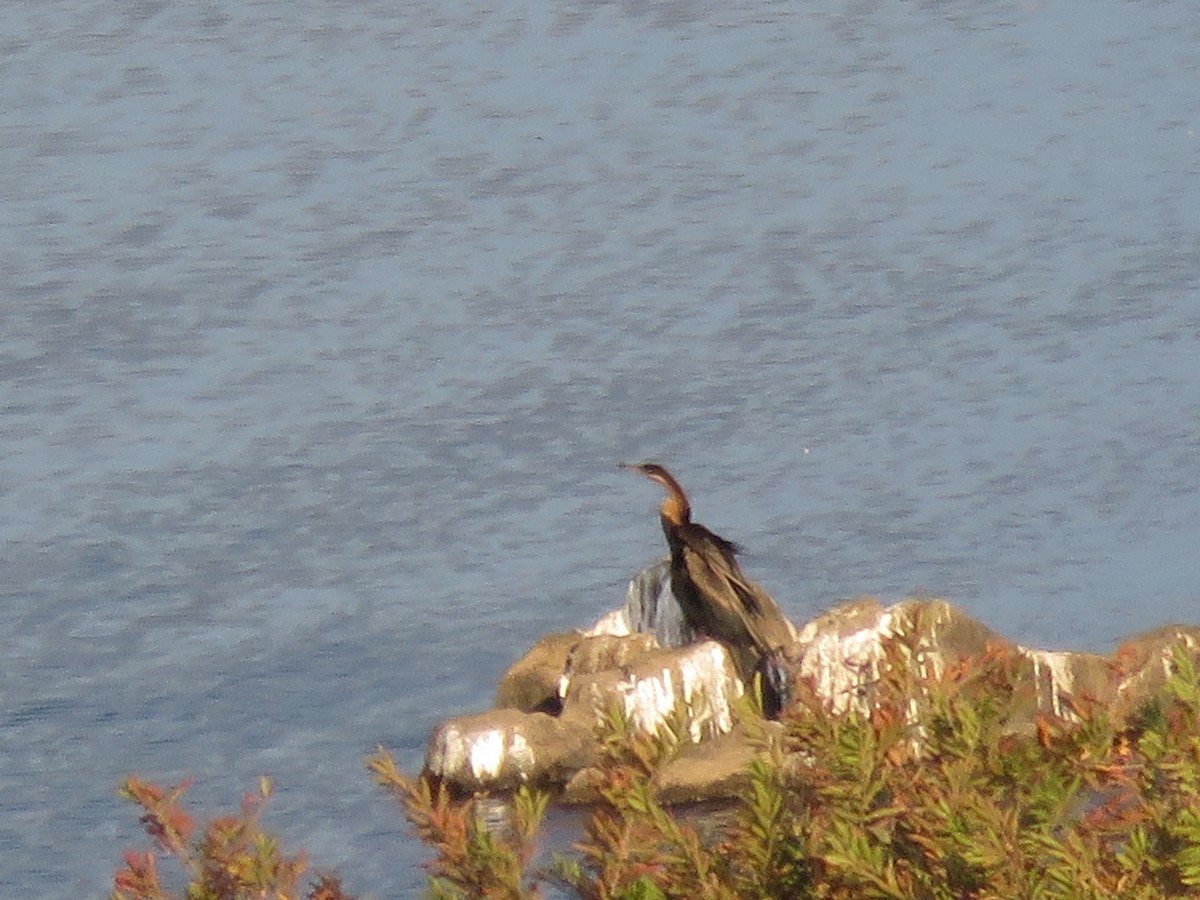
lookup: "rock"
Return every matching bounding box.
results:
[786,597,1115,729]
[494,632,580,714]
[1013,647,1114,726]
[569,557,694,646]
[560,721,781,805]
[1111,624,1200,719]
[654,721,784,804]
[615,557,694,648]
[491,559,685,715]
[424,708,594,794]
[787,597,1006,716]
[561,640,745,743]
[561,633,661,685]
[495,631,663,716]
[432,638,745,796]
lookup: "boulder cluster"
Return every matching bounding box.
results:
[423,559,1199,803]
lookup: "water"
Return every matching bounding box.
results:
[3,0,1199,895]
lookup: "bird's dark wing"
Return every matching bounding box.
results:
[677,524,794,652]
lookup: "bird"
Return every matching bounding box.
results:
[620,462,794,714]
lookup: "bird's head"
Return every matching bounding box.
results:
[620,462,691,525]
[619,461,673,487]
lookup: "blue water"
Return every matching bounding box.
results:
[3,0,1199,895]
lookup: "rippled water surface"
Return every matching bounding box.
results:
[3,0,1199,895]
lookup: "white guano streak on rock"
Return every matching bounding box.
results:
[506,732,535,776]
[1158,632,1197,680]
[617,643,740,742]
[880,609,927,744]
[798,619,894,716]
[430,724,534,784]
[622,666,675,736]
[427,725,465,777]
[908,603,949,684]
[470,728,506,781]
[679,642,741,740]
[1023,648,1077,721]
[585,608,632,638]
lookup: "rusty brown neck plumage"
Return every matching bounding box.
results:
[622,462,693,527]
[654,469,691,527]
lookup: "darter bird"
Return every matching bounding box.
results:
[621,462,794,715]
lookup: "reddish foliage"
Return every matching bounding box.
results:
[112,850,165,900]
[113,775,348,900]
[123,776,196,855]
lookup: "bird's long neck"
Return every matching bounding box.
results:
[656,473,691,527]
